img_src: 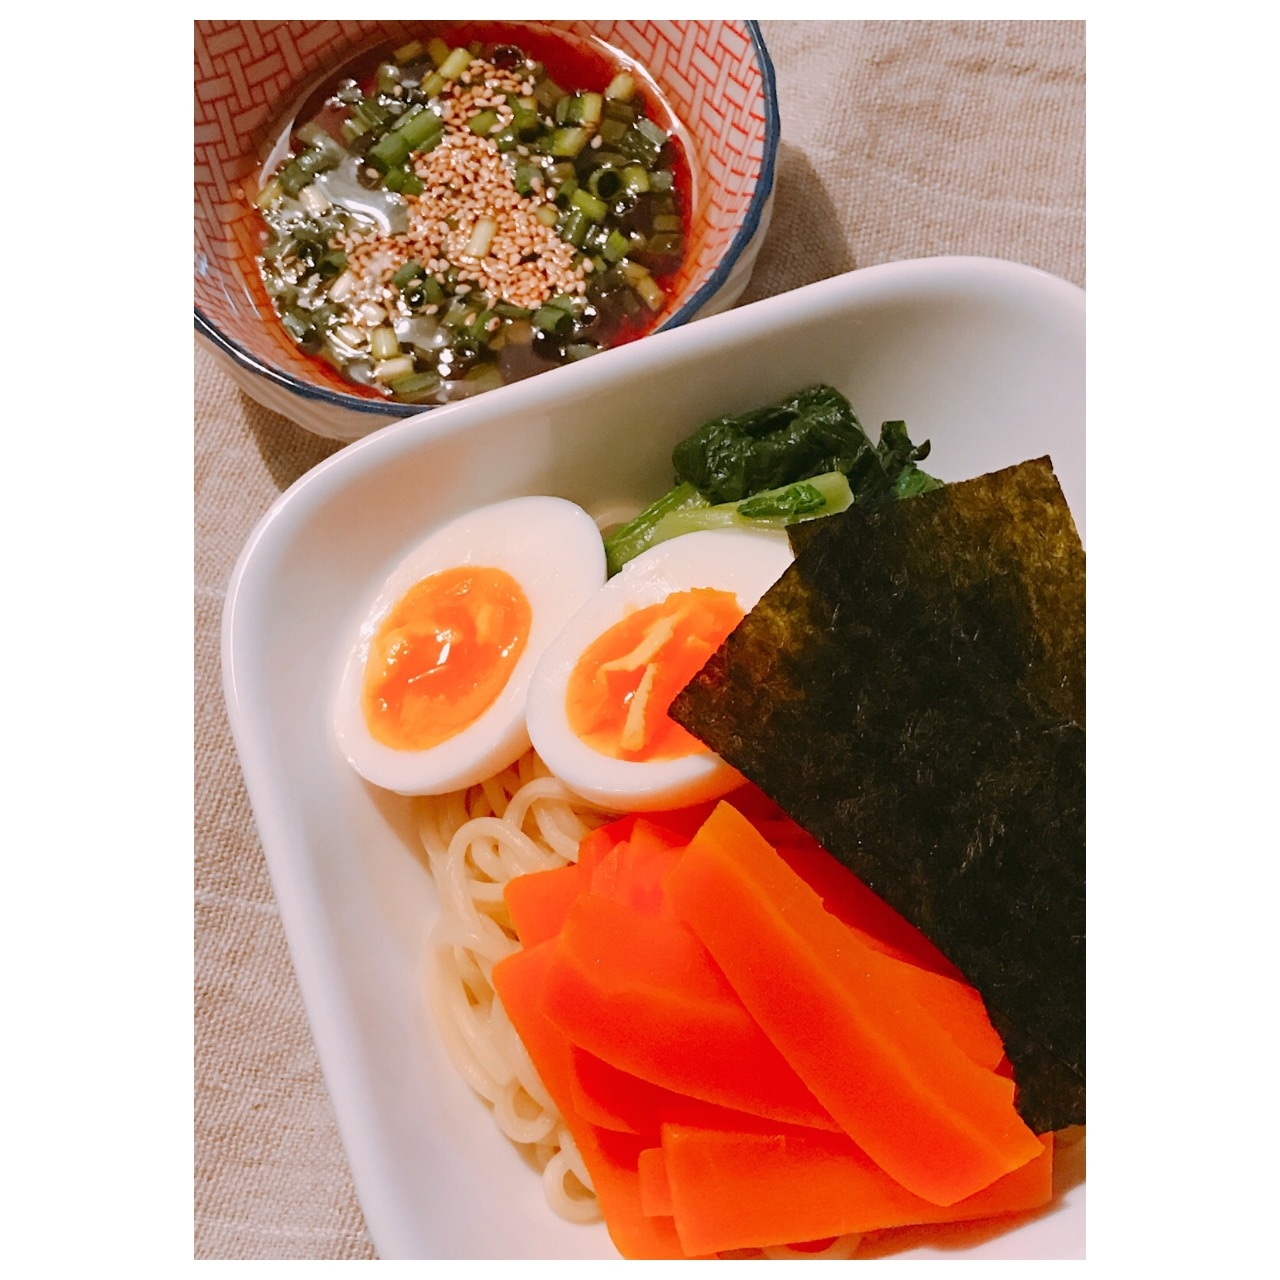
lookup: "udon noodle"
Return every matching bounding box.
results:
[415,747,614,1223]
[415,745,865,1257]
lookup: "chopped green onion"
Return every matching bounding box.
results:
[468,109,500,136]
[494,301,532,320]
[351,96,391,131]
[368,130,412,172]
[512,103,541,135]
[370,326,401,361]
[575,92,603,125]
[621,164,651,196]
[418,275,446,306]
[465,217,498,258]
[635,117,667,148]
[635,271,664,310]
[534,74,566,112]
[603,229,631,263]
[603,98,637,123]
[254,176,283,208]
[587,167,624,201]
[532,302,572,335]
[599,117,629,145]
[606,73,636,102]
[295,146,338,182]
[582,225,610,255]
[328,271,356,304]
[557,206,589,248]
[645,232,684,257]
[387,369,440,401]
[549,126,589,157]
[437,47,472,81]
[427,37,451,67]
[442,296,474,329]
[392,262,424,288]
[621,119,667,166]
[295,122,336,152]
[299,184,331,216]
[465,308,500,341]
[512,163,541,195]
[274,159,307,196]
[399,107,444,150]
[315,249,348,278]
[570,187,608,223]
[281,308,311,341]
[394,39,424,65]
[462,364,504,394]
[373,355,417,382]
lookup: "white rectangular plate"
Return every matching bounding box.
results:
[222,257,1086,1259]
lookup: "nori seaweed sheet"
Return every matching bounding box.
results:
[670,457,1085,1133]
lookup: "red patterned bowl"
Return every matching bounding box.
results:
[195,20,778,441]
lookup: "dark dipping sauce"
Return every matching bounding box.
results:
[253,24,692,406]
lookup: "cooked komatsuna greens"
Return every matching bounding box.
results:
[602,385,940,575]
[670,457,1085,1134]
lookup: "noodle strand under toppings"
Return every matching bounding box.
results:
[416,748,615,1222]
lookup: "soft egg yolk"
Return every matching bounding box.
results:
[566,586,744,761]
[362,565,531,752]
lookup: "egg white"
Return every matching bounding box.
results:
[334,496,606,795]
[525,527,794,811]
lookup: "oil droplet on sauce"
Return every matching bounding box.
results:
[566,586,743,761]
[363,565,531,751]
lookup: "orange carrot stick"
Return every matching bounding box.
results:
[777,830,1006,1069]
[491,940,692,1259]
[723,805,1012,1069]
[665,802,1043,1205]
[504,863,582,947]
[541,890,838,1130]
[569,1044,839,1140]
[659,1122,1055,1257]
[637,1147,673,1217]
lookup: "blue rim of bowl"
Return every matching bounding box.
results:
[193,21,781,423]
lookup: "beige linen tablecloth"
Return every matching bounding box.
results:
[194,20,1085,1260]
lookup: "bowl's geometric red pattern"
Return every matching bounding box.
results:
[194,20,771,402]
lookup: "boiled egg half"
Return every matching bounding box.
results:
[334,496,606,795]
[525,527,794,811]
